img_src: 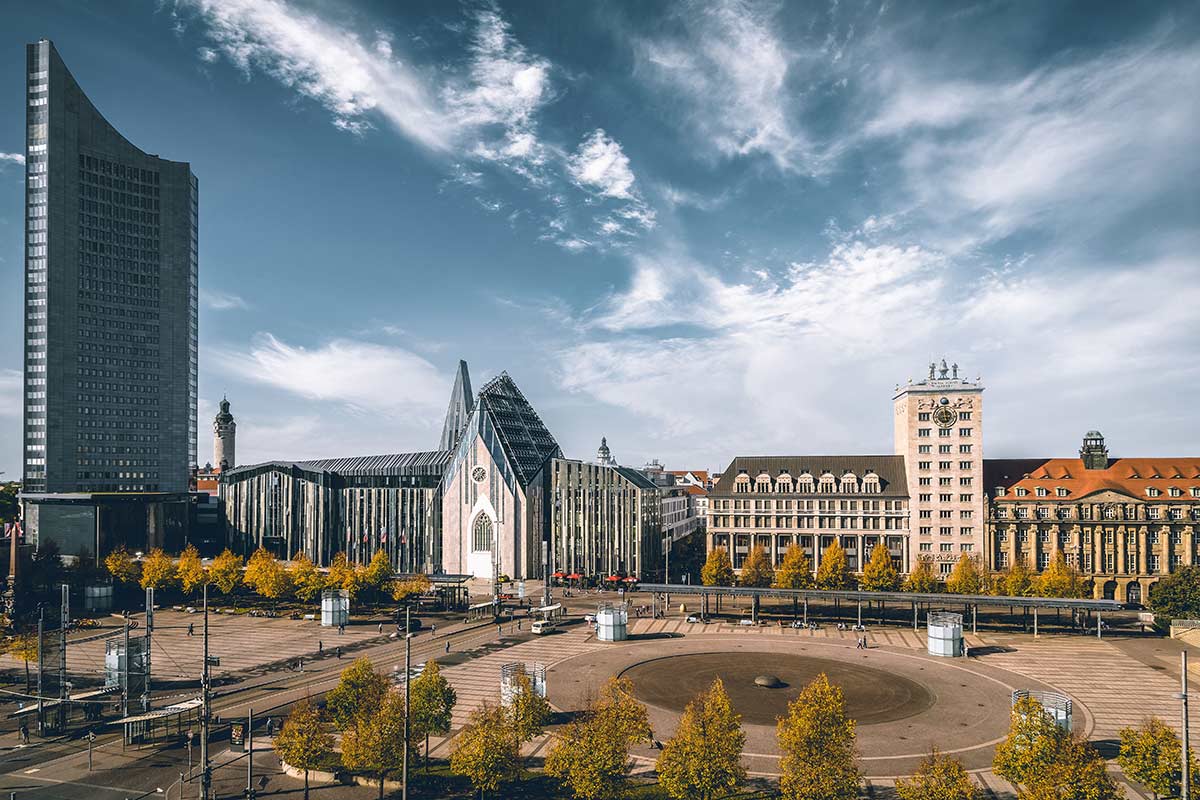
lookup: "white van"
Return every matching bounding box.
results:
[530,619,557,635]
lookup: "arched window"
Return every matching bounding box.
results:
[472,514,493,552]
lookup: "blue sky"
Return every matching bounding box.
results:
[1,0,1198,478]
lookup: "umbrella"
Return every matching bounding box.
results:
[551,571,565,578]
[606,575,621,581]
[623,576,638,583]
[566,573,582,580]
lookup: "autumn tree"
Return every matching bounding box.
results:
[903,555,941,593]
[450,703,520,799]
[656,678,746,800]
[1035,552,1086,599]
[1119,717,1200,799]
[994,695,1120,800]
[274,697,334,800]
[410,659,456,769]
[327,552,362,598]
[140,547,177,591]
[945,554,984,595]
[816,539,853,590]
[244,547,291,602]
[5,632,39,691]
[545,677,652,800]
[738,545,775,588]
[391,573,432,604]
[342,688,410,800]
[895,748,976,800]
[289,552,325,603]
[859,543,900,592]
[177,544,207,596]
[777,673,859,800]
[360,549,394,600]
[208,549,243,595]
[773,544,813,590]
[326,657,390,731]
[104,546,139,585]
[997,559,1035,597]
[508,670,552,775]
[701,547,734,587]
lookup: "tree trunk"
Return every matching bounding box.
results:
[378,775,385,799]
[25,661,30,693]
[425,732,430,771]
[303,769,310,800]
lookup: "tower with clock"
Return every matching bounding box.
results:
[893,361,986,573]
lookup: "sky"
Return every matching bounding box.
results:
[1,0,1198,479]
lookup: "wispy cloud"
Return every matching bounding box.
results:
[565,129,656,245]
[0,153,24,168]
[200,289,248,311]
[215,334,448,417]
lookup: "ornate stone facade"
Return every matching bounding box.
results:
[986,431,1200,603]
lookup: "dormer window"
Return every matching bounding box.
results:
[798,472,815,492]
[995,487,1006,497]
[1035,487,1047,497]
[1056,487,1069,497]
[1015,487,1028,497]
[819,473,836,492]
[1146,487,1161,498]
[1192,488,1200,498]
[1170,487,1182,497]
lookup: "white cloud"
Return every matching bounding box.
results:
[200,289,248,310]
[0,370,21,418]
[0,153,24,167]
[178,0,456,148]
[215,334,448,417]
[635,0,816,172]
[568,130,637,200]
[197,46,218,63]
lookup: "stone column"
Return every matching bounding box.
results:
[1137,526,1149,576]
[1116,526,1126,575]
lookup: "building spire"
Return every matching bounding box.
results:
[597,436,615,466]
[439,360,475,452]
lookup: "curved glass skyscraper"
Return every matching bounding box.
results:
[23,39,198,501]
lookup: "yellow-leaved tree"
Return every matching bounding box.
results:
[360,549,394,600]
[326,657,390,732]
[244,547,291,602]
[140,547,177,591]
[773,544,813,590]
[903,555,941,593]
[1035,552,1087,599]
[545,677,651,800]
[994,695,1120,799]
[945,553,984,595]
[895,748,976,800]
[1118,717,1198,800]
[327,552,361,599]
[273,697,333,800]
[656,678,746,800]
[289,552,325,604]
[816,540,852,590]
[777,673,859,800]
[997,559,1035,597]
[450,703,520,799]
[700,547,734,587]
[858,543,900,592]
[390,574,432,604]
[177,544,207,597]
[208,549,243,595]
[104,545,139,585]
[738,545,774,588]
[341,688,410,800]
[410,659,456,769]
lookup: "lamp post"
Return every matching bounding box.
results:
[402,606,411,800]
[1182,650,1191,800]
[200,583,210,800]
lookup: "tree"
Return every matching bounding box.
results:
[945,554,984,595]
[0,483,18,524]
[208,549,243,595]
[274,697,334,800]
[777,673,859,800]
[895,748,976,800]
[998,559,1035,597]
[390,574,432,604]
[1023,735,1121,800]
[738,545,774,588]
[28,540,65,593]
[342,688,410,800]
[244,547,291,602]
[545,677,652,800]
[360,549,394,599]
[451,703,520,799]
[701,547,734,587]
[410,659,456,769]
[140,547,177,591]
[327,552,362,598]
[326,657,390,731]
[859,543,900,592]
[773,544,813,589]
[1119,717,1200,799]
[1150,565,1200,625]
[104,546,139,585]
[993,696,1067,786]
[656,678,746,800]
[177,545,207,596]
[816,539,853,590]
[903,555,941,593]
[289,552,325,603]
[1035,552,1086,599]
[5,632,39,692]
[508,669,552,774]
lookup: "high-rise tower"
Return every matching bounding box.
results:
[22,40,198,494]
[893,360,985,574]
[213,397,235,470]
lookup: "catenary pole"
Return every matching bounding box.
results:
[1184,650,1191,800]
[403,605,411,800]
[200,583,210,800]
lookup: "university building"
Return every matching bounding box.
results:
[985,431,1200,603]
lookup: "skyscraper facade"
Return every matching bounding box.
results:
[23,40,198,496]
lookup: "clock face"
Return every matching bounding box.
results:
[471,466,487,484]
[932,405,958,429]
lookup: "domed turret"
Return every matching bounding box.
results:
[213,396,236,471]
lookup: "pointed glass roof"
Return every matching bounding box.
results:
[474,372,562,487]
[438,360,475,452]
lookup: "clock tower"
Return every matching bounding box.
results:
[893,360,985,574]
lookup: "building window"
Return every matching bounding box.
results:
[919,461,931,470]
[919,445,932,454]
[960,461,973,470]
[918,413,931,421]
[940,543,953,552]
[1015,488,1028,497]
[919,477,932,486]
[472,514,493,552]
[960,445,973,454]
[960,412,972,420]
[998,552,1009,568]
[1036,487,1047,497]
[959,428,972,437]
[939,562,953,575]
[920,526,932,535]
[1148,507,1161,520]
[1037,552,1050,569]
[960,493,973,502]
[961,543,973,552]
[1150,554,1161,572]
[1056,487,1069,497]
[961,526,973,536]
[940,526,952,536]
[939,428,951,438]
[919,542,931,551]
[918,428,931,438]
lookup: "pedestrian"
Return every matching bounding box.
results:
[431,623,436,636]
[445,640,450,654]
[377,622,383,634]
[497,624,502,639]
[318,640,323,654]
[336,646,342,659]
[19,722,28,744]
[339,622,345,635]
[187,622,194,637]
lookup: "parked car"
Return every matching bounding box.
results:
[686,615,708,624]
[531,620,558,635]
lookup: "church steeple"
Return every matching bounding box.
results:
[439,360,475,452]
[596,436,615,466]
[213,396,236,471]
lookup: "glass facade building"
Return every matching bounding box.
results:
[23,40,198,494]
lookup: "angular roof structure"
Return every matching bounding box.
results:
[222,450,451,480]
[985,457,1200,501]
[439,360,475,452]
[711,455,908,498]
[474,372,562,487]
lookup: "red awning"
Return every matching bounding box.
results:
[566,573,583,580]
[623,576,638,582]
[551,571,565,578]
[606,575,621,581]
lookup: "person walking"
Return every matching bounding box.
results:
[335,646,342,659]
[338,622,345,635]
[187,622,194,637]
[445,640,451,654]
[377,622,383,634]
[318,640,323,654]
[19,722,29,745]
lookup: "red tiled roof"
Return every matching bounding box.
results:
[985,457,1200,501]
[682,484,708,496]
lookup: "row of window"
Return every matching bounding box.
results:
[996,505,1198,521]
[714,499,903,511]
